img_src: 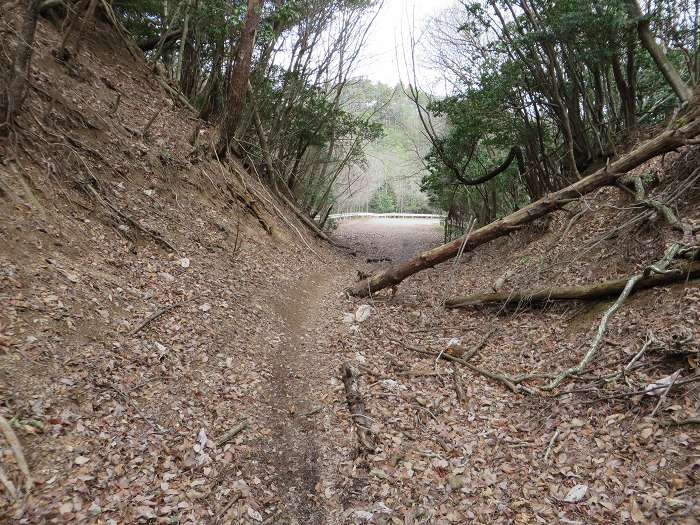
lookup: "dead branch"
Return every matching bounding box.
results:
[0,414,33,494]
[544,243,682,390]
[215,421,249,447]
[446,261,700,308]
[390,338,530,395]
[95,381,166,433]
[0,464,17,499]
[628,175,697,239]
[341,362,376,452]
[661,417,700,427]
[452,366,465,403]
[129,300,190,336]
[543,429,560,461]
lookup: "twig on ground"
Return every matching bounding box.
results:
[390,338,531,395]
[300,406,323,417]
[215,421,249,447]
[341,362,376,452]
[129,299,190,336]
[96,382,166,433]
[215,493,241,525]
[453,366,465,403]
[544,243,681,390]
[544,429,560,461]
[661,417,700,427]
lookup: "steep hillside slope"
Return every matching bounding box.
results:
[336,152,700,523]
[0,14,358,524]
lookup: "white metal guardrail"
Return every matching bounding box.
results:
[328,212,446,221]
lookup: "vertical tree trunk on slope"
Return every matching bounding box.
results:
[199,36,224,122]
[348,100,700,297]
[624,0,692,104]
[611,41,638,132]
[216,0,262,158]
[1,0,41,131]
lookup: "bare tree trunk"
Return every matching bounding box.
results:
[611,47,638,132]
[198,36,224,121]
[348,99,700,297]
[215,0,262,158]
[1,0,41,130]
[624,0,692,104]
[175,0,191,84]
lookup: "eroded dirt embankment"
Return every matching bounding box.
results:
[0,12,359,524]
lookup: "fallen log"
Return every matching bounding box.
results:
[347,97,700,297]
[341,362,376,452]
[446,261,700,308]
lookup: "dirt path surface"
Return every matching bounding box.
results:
[336,218,443,263]
[331,216,700,524]
[261,271,333,524]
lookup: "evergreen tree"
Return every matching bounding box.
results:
[368,180,397,213]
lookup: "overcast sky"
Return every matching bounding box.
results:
[355,0,458,90]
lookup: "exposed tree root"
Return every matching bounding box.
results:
[82,183,176,252]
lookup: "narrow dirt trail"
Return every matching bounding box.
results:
[257,270,338,524]
[247,218,444,523]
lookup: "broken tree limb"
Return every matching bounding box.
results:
[215,420,248,447]
[0,414,33,494]
[446,261,700,308]
[341,362,376,452]
[348,98,700,297]
[543,244,682,390]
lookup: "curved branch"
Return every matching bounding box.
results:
[138,28,182,52]
[452,146,524,187]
